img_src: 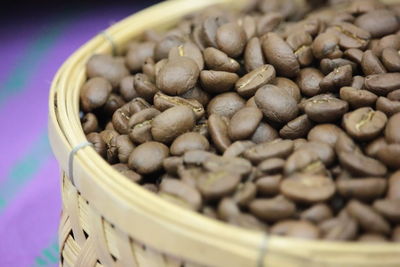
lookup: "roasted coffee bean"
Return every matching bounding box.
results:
[365,73,400,96]
[223,141,255,158]
[228,213,267,232]
[301,204,333,224]
[388,89,400,102]
[373,199,400,223]
[119,76,138,102]
[331,22,371,50]
[343,107,387,141]
[126,42,156,73]
[240,15,256,40]
[142,57,156,81]
[373,34,400,56]
[154,34,184,61]
[207,92,245,119]
[272,77,301,103]
[347,0,385,15]
[319,64,353,92]
[285,221,320,240]
[87,132,106,158]
[168,42,204,71]
[296,68,325,97]
[297,141,335,166]
[262,32,300,77]
[320,58,357,75]
[361,50,386,76]
[128,108,160,144]
[305,96,348,123]
[203,47,240,72]
[200,70,239,93]
[233,182,257,206]
[153,92,204,120]
[113,163,142,183]
[339,86,377,109]
[80,77,112,112]
[284,149,326,176]
[251,122,279,144]
[365,137,387,158]
[235,64,276,98]
[335,132,361,155]
[338,151,387,177]
[100,130,119,164]
[180,86,210,107]
[393,226,400,242]
[355,9,399,38]
[86,54,129,88]
[255,85,298,123]
[385,113,400,144]
[170,132,210,156]
[196,170,241,200]
[133,73,158,102]
[344,48,364,65]
[228,107,262,141]
[256,175,282,196]
[308,124,344,147]
[114,135,135,163]
[81,113,98,134]
[347,200,390,235]
[151,106,196,144]
[376,97,400,117]
[376,143,400,169]
[337,177,387,201]
[279,115,314,140]
[249,195,296,222]
[163,156,183,176]
[202,16,229,48]
[156,57,200,95]
[350,76,365,90]
[159,179,202,211]
[312,32,342,59]
[103,93,125,115]
[217,198,240,220]
[287,31,314,67]
[216,22,247,58]
[257,158,285,175]
[388,171,400,200]
[257,12,283,36]
[381,48,400,72]
[128,141,169,174]
[208,114,231,153]
[322,211,358,241]
[243,139,294,164]
[203,156,252,177]
[244,37,266,72]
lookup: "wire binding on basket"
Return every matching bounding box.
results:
[100,30,118,56]
[257,234,269,267]
[68,141,94,186]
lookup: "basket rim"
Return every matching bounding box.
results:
[48,0,400,266]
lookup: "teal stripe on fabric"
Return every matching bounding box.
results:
[0,10,72,107]
[33,238,59,267]
[0,133,51,212]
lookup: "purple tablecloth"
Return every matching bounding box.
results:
[0,2,157,266]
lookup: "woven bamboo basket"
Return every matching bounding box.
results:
[49,0,400,266]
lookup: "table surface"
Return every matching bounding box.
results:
[0,1,158,266]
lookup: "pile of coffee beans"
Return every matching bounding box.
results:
[80,0,400,242]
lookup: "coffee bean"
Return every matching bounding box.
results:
[331,22,371,50]
[361,50,386,76]
[322,211,358,241]
[339,86,377,109]
[285,221,320,240]
[207,92,245,119]
[160,179,202,211]
[355,9,399,38]
[308,124,344,147]
[163,156,183,176]
[385,113,400,144]
[203,47,240,72]
[251,122,279,144]
[373,199,400,223]
[154,34,184,61]
[393,226,400,242]
[365,137,387,158]
[86,54,129,88]
[233,182,257,206]
[244,37,266,72]
[279,115,313,140]
[119,76,138,102]
[80,77,112,112]
[151,106,196,144]
[262,32,300,77]
[196,170,241,200]
[358,233,388,243]
[156,57,200,95]
[235,65,276,98]
[365,73,400,96]
[320,58,357,75]
[126,42,155,73]
[376,143,400,169]
[243,139,294,164]
[208,114,232,153]
[319,64,353,92]
[272,77,301,103]
[343,107,387,141]
[335,132,361,155]
[217,198,240,220]
[284,149,325,176]
[297,141,336,166]
[180,86,210,107]
[255,84,298,123]
[373,34,400,56]
[128,141,169,174]
[347,0,385,15]
[381,48,400,72]
[114,135,135,163]
[376,97,400,117]
[388,89,400,102]
[305,96,348,123]
[241,15,256,40]
[249,195,296,222]
[86,132,106,158]
[228,107,262,141]
[81,113,98,134]
[338,151,387,177]
[301,204,333,224]
[287,31,314,67]
[216,22,247,58]
[257,158,285,176]
[337,177,387,201]
[128,108,160,144]
[312,32,342,59]
[153,92,204,120]
[296,68,325,97]
[347,199,390,235]
[350,76,365,90]
[168,42,204,71]
[223,141,255,158]
[142,57,156,81]
[257,12,283,36]
[170,132,209,156]
[134,73,158,102]
[200,70,239,94]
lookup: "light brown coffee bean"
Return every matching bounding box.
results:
[86,54,129,88]
[233,182,257,206]
[322,212,358,241]
[308,124,344,147]
[338,151,387,177]
[337,177,387,201]
[223,141,255,158]
[373,199,400,223]
[163,156,183,176]
[297,141,336,166]
[228,107,262,141]
[128,141,169,174]
[203,47,240,72]
[257,12,283,36]
[296,68,325,97]
[388,89,400,102]
[272,77,301,103]
[358,233,388,243]
[339,86,377,109]
[355,9,399,38]
[170,132,210,156]
[249,195,296,222]
[376,97,400,117]
[377,143,400,169]
[257,158,285,175]
[244,37,266,72]
[217,198,240,220]
[235,64,276,98]
[119,75,138,102]
[284,149,325,176]
[256,175,282,196]
[251,122,279,144]
[159,179,202,211]
[80,77,112,112]
[365,137,387,158]
[216,22,247,58]
[196,170,241,200]
[200,70,239,94]
[208,114,232,153]
[125,42,156,72]
[285,221,320,240]
[207,92,245,119]
[388,171,400,200]
[385,113,400,144]
[381,48,400,72]
[301,204,333,224]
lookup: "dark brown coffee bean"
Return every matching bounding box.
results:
[125,42,155,73]
[128,141,169,174]
[305,96,348,123]
[151,106,196,144]
[207,92,245,119]
[153,92,204,120]
[81,113,98,134]
[86,132,106,158]
[217,198,240,220]
[216,22,247,58]
[255,84,298,123]
[203,156,252,178]
[86,54,129,88]
[249,195,296,222]
[344,48,364,65]
[119,76,138,102]
[156,57,200,95]
[287,31,314,67]
[365,137,387,158]
[347,199,390,235]
[331,22,371,50]
[80,77,112,112]
[243,139,294,164]
[257,12,283,36]
[319,64,353,92]
[233,182,257,206]
[381,48,400,72]
[196,170,241,200]
[160,179,202,211]
[385,113,400,144]
[320,58,357,75]
[202,16,229,48]
[376,143,400,169]
[203,47,240,72]
[308,124,344,147]
[279,115,314,140]
[180,86,210,107]
[351,76,365,89]
[251,122,279,144]
[301,204,333,224]
[272,77,301,103]
[235,64,276,98]
[339,86,377,109]
[312,32,342,59]
[284,149,325,176]
[114,135,135,163]
[168,42,204,71]
[256,175,282,196]
[343,107,387,141]
[373,34,400,56]
[208,114,232,153]
[133,73,158,102]
[355,9,399,38]
[361,50,386,76]
[128,108,160,144]
[373,199,400,223]
[170,132,209,156]
[228,107,262,141]
[365,73,400,96]
[337,177,386,201]
[262,32,300,77]
[296,68,325,97]
[244,37,266,72]
[281,174,335,204]
[338,151,387,177]
[154,34,184,61]
[376,97,400,117]
[200,70,239,94]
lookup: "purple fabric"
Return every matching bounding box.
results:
[0,2,158,266]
